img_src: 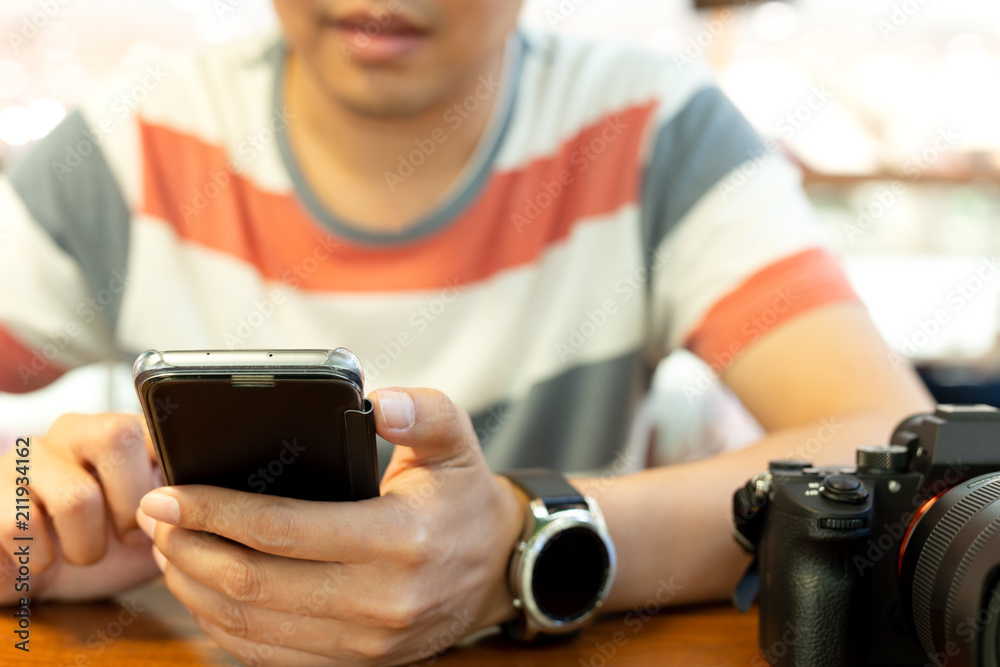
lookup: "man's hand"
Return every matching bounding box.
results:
[0,413,162,604]
[138,388,527,666]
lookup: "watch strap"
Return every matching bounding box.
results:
[502,468,585,511]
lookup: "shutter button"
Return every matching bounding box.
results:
[820,474,868,503]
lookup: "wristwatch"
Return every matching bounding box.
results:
[501,469,617,641]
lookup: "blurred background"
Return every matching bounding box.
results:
[2,0,999,462]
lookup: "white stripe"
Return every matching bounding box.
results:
[127,29,714,191]
[130,31,294,194]
[649,154,831,355]
[117,206,647,412]
[0,178,118,369]
[495,30,714,171]
[78,101,143,211]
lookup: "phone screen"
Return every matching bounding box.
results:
[143,375,366,501]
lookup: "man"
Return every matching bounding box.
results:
[0,0,932,664]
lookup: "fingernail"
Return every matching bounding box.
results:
[122,528,148,547]
[152,545,166,573]
[140,490,180,525]
[377,389,415,429]
[136,507,157,539]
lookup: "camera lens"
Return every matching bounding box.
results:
[898,472,1000,667]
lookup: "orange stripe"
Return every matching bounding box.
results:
[139,102,657,292]
[684,248,860,373]
[0,324,67,393]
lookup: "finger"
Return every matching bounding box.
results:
[370,388,480,469]
[150,519,421,624]
[0,500,56,575]
[0,446,57,572]
[194,613,339,667]
[33,521,158,603]
[163,562,367,660]
[0,551,19,603]
[173,566,426,664]
[23,445,107,565]
[139,485,407,562]
[51,413,156,536]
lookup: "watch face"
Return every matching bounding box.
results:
[531,526,610,622]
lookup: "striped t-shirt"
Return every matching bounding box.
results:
[0,30,857,474]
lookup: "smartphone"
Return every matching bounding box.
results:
[133,348,380,502]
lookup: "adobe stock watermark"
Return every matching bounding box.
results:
[784,417,844,462]
[223,234,341,348]
[7,0,73,53]
[402,409,510,510]
[411,610,477,665]
[954,587,1000,657]
[384,75,501,192]
[17,268,133,386]
[878,0,932,40]
[753,621,802,667]
[844,126,960,244]
[247,439,306,493]
[362,279,467,383]
[213,0,249,20]
[554,244,671,362]
[543,0,591,28]
[76,599,146,661]
[474,406,511,448]
[233,620,297,667]
[56,422,148,514]
[889,255,1000,365]
[339,0,405,62]
[51,65,171,182]
[574,451,639,497]
[180,107,294,225]
[774,86,832,140]
[716,86,832,203]
[579,577,683,667]
[223,288,290,349]
[672,5,744,71]
[290,565,348,617]
[682,286,800,401]
[512,115,629,235]
[148,394,179,423]
[853,462,971,576]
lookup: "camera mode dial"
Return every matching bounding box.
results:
[856,445,909,472]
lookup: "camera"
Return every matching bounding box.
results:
[733,405,1000,667]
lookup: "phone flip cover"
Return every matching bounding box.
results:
[344,399,381,500]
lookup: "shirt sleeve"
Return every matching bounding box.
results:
[0,107,135,393]
[639,82,859,374]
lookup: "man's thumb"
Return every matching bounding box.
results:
[370,388,478,466]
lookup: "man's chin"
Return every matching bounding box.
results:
[319,77,449,120]
[333,93,435,120]
[297,51,472,121]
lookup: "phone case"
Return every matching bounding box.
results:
[133,349,380,501]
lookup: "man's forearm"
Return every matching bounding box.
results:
[574,407,933,611]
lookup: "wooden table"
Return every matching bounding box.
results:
[8,579,762,666]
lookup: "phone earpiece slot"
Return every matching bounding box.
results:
[231,375,275,387]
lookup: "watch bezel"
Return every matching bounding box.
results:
[510,496,617,638]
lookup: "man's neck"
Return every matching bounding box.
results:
[284,48,507,234]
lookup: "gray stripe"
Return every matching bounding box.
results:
[272,32,526,246]
[7,110,131,329]
[468,351,651,473]
[639,85,766,268]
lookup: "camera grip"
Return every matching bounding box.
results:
[757,510,866,667]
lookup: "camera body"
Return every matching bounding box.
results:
[735,405,1000,667]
